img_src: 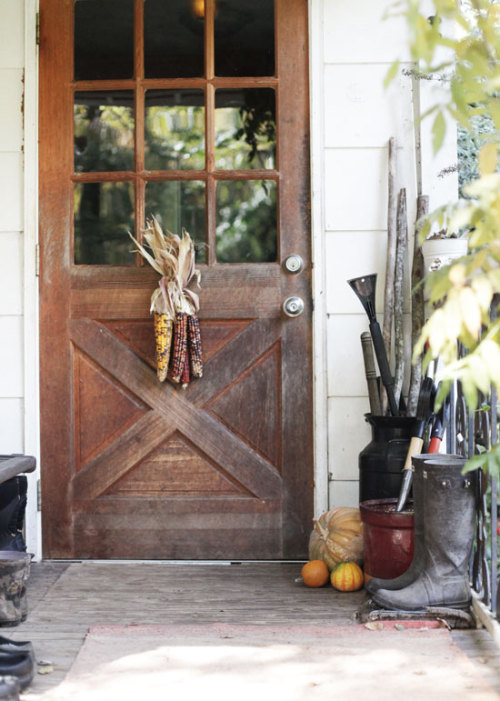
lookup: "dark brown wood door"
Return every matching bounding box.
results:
[39,0,312,559]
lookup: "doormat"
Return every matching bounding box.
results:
[41,622,496,701]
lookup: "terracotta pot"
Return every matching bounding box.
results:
[360,498,414,581]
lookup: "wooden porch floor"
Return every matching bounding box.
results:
[9,561,500,698]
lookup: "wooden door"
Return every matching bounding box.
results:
[39,0,312,559]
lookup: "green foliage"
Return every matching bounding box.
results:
[389,0,500,474]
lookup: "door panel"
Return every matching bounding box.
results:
[39,0,312,559]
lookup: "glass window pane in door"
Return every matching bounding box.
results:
[216,180,277,262]
[145,90,205,171]
[74,0,134,80]
[74,92,134,173]
[144,0,204,78]
[215,0,274,77]
[215,89,275,170]
[74,182,135,265]
[145,181,206,262]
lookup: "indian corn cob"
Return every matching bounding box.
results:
[181,345,191,389]
[154,313,173,383]
[187,314,203,378]
[170,312,188,383]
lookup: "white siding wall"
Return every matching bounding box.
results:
[313,0,457,509]
[0,0,26,453]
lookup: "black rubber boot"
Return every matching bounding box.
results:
[373,456,476,611]
[0,676,20,700]
[0,483,20,552]
[366,454,463,594]
[5,479,27,554]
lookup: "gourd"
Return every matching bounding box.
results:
[300,560,330,588]
[330,561,364,592]
[308,507,363,571]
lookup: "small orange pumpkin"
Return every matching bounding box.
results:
[330,562,364,592]
[301,560,330,588]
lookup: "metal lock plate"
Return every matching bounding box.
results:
[283,254,304,274]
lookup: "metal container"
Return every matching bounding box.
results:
[359,415,414,502]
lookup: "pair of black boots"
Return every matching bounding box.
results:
[0,636,36,699]
[366,454,477,611]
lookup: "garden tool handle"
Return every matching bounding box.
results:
[369,320,399,416]
[361,333,382,415]
[396,431,425,512]
[428,436,441,453]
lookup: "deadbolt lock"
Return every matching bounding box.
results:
[283,254,304,274]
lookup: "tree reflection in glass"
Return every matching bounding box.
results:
[145,90,205,171]
[74,182,135,265]
[145,180,206,262]
[215,88,276,170]
[216,180,277,263]
[74,92,134,173]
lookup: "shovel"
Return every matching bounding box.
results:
[396,377,436,511]
[427,392,450,454]
[348,274,399,416]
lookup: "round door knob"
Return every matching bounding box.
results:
[282,296,304,317]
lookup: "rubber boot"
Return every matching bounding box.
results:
[366,454,462,594]
[6,479,27,553]
[373,456,476,611]
[0,553,31,626]
[0,483,20,552]
[0,676,20,700]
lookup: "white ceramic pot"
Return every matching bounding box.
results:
[421,237,468,275]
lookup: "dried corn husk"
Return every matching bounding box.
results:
[129,219,203,385]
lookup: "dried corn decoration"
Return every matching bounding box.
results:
[130,218,203,387]
[187,314,203,378]
[153,313,173,382]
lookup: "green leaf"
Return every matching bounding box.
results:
[432,110,446,154]
[478,142,498,176]
[384,60,400,89]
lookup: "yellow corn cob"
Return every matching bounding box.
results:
[154,313,173,382]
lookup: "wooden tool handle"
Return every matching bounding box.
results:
[361,333,382,415]
[402,436,424,472]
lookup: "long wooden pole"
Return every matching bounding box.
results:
[407,194,428,415]
[381,137,398,414]
[394,188,407,409]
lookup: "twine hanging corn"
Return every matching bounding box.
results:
[130,218,203,388]
[188,314,203,378]
[154,313,173,382]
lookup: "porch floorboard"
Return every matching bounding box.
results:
[8,561,500,698]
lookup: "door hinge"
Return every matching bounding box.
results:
[37,479,41,512]
[36,12,40,46]
[35,243,40,277]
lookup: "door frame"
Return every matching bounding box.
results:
[23,0,329,560]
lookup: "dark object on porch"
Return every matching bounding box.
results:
[359,415,413,502]
[372,455,477,611]
[0,457,35,554]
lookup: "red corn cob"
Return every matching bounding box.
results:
[181,345,190,389]
[187,314,203,378]
[170,312,188,383]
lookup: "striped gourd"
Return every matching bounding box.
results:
[170,312,188,383]
[330,562,364,592]
[154,313,173,383]
[187,315,203,378]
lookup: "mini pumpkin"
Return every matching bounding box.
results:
[308,507,363,571]
[330,561,364,592]
[301,560,330,588]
